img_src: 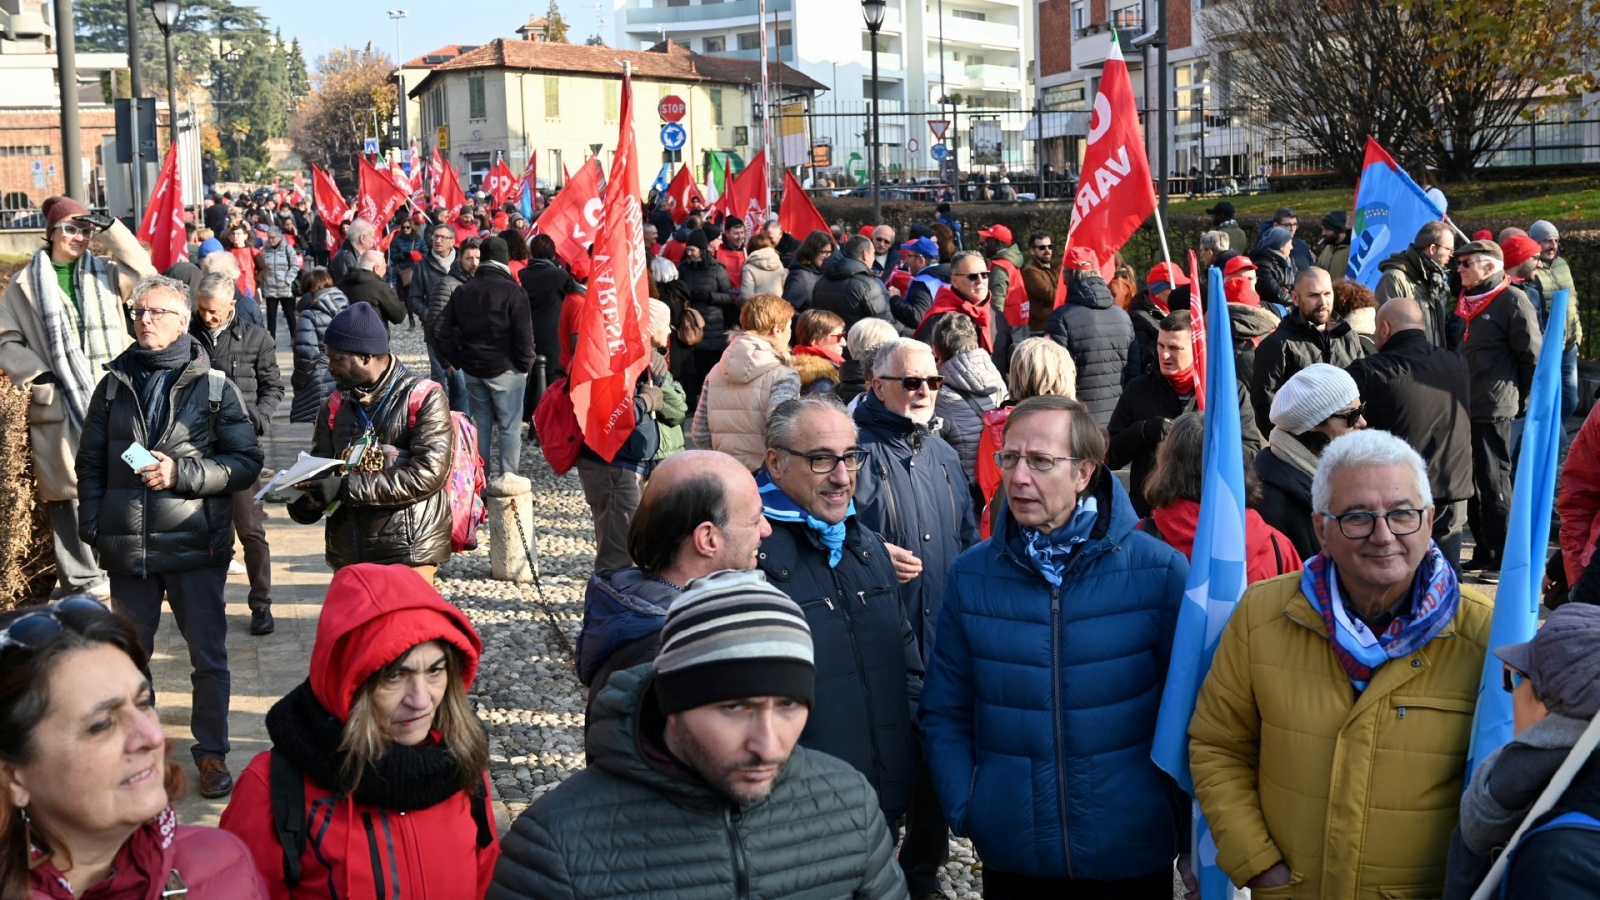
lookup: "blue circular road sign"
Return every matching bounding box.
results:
[931,143,950,162]
[660,123,688,151]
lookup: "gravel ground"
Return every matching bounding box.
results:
[385,325,990,897]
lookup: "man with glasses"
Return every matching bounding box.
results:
[1020,230,1062,335]
[755,394,924,847]
[870,224,901,284]
[0,195,155,599]
[75,274,264,799]
[1191,429,1491,899]
[918,250,1002,364]
[1454,239,1541,580]
[922,394,1189,897]
[1375,220,1457,348]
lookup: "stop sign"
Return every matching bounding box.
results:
[659,95,687,123]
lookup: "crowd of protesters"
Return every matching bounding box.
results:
[2,177,1600,900]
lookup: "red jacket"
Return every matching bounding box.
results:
[31,810,267,899]
[1559,402,1600,584]
[558,291,585,372]
[1148,499,1304,584]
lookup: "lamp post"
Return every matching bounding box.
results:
[861,0,885,224]
[150,0,180,151]
[388,10,408,153]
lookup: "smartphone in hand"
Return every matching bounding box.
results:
[121,441,159,471]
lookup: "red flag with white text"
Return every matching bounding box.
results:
[721,149,770,228]
[486,159,518,209]
[778,168,829,241]
[136,142,186,274]
[569,69,650,462]
[661,165,704,226]
[530,158,605,268]
[1188,250,1207,410]
[1063,35,1156,281]
[311,164,349,255]
[436,157,468,221]
[357,156,408,228]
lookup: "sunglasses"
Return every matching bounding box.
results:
[1031,244,1052,251]
[960,272,990,282]
[1503,666,1527,693]
[1328,404,1367,426]
[0,595,111,659]
[880,375,943,391]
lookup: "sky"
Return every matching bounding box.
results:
[257,2,608,64]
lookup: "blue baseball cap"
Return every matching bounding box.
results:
[901,237,939,259]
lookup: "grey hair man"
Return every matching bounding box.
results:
[329,217,375,283]
[339,248,407,326]
[1199,229,1234,269]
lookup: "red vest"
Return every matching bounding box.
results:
[991,256,1029,328]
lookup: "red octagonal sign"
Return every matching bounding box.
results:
[659,95,687,123]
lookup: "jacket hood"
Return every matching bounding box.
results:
[854,388,937,441]
[822,252,870,282]
[745,246,783,272]
[790,351,840,388]
[995,244,1025,268]
[720,332,787,386]
[1150,499,1292,581]
[1228,302,1280,338]
[1066,274,1115,310]
[939,348,1007,400]
[575,568,680,686]
[309,563,482,722]
[1344,306,1376,336]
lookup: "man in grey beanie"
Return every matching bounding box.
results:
[1529,219,1582,420]
[490,569,908,900]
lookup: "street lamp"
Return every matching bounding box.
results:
[861,0,885,224]
[388,10,408,153]
[149,0,181,151]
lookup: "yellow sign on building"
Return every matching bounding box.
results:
[436,125,450,152]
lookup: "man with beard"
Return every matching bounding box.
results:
[1529,219,1582,420]
[1374,221,1456,348]
[1250,266,1367,426]
[491,569,906,899]
[1021,231,1063,335]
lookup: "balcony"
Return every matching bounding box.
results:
[1072,22,1143,68]
[713,46,798,63]
[623,0,792,28]
[966,63,1022,87]
[859,51,905,72]
[935,15,1022,49]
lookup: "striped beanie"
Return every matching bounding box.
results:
[652,570,815,715]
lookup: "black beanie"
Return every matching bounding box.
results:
[702,222,723,243]
[481,236,510,265]
[685,230,710,252]
[324,302,390,356]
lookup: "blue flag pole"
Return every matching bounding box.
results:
[1465,289,1568,780]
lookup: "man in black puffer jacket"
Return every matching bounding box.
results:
[1249,267,1367,426]
[812,235,906,335]
[339,250,407,327]
[190,271,283,636]
[677,229,735,411]
[288,303,454,579]
[1046,259,1135,427]
[76,274,264,799]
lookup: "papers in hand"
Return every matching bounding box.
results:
[255,452,346,501]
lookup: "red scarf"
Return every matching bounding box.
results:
[918,286,993,351]
[1455,273,1508,336]
[31,808,177,899]
[793,343,845,365]
[1165,364,1196,397]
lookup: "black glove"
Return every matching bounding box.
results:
[76,212,116,232]
[298,475,346,506]
[636,383,664,414]
[1142,417,1174,443]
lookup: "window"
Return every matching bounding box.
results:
[1072,1,1085,32]
[737,31,760,50]
[710,88,724,126]
[468,75,486,120]
[549,149,563,186]
[862,32,892,52]
[667,0,688,6]
[952,9,986,20]
[703,35,726,52]
[422,85,447,132]
[544,76,560,118]
[1111,3,1143,28]
[605,81,620,123]
[778,28,792,46]
[965,54,985,66]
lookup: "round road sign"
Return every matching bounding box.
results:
[660,123,688,151]
[907,138,920,154]
[658,95,687,123]
[931,143,950,162]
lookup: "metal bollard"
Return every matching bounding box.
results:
[485,472,539,583]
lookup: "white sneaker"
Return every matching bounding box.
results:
[228,560,247,575]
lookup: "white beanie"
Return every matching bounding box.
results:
[1270,363,1360,435]
[648,298,672,336]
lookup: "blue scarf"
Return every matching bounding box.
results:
[1301,543,1459,691]
[758,475,853,568]
[1010,496,1099,586]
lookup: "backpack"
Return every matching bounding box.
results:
[269,750,492,889]
[532,376,583,474]
[104,368,228,438]
[327,378,487,552]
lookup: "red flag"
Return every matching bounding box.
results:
[485,159,518,208]
[357,155,408,228]
[1062,35,1156,281]
[778,169,829,241]
[570,68,650,462]
[721,150,770,228]
[311,164,350,255]
[530,158,605,268]
[290,170,307,205]
[135,142,186,274]
[436,157,468,220]
[1187,250,1207,410]
[427,148,446,208]
[661,165,704,226]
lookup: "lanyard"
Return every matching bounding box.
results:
[352,377,400,435]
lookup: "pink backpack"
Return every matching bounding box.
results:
[326,379,487,552]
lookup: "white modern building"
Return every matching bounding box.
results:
[613,0,1036,180]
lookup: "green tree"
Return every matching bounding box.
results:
[544,1,571,43]
[289,45,397,193]
[286,38,312,102]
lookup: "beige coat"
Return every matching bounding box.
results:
[0,222,150,501]
[691,333,801,470]
[741,247,788,301]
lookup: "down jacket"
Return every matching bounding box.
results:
[920,469,1188,881]
[781,260,824,311]
[1558,402,1600,585]
[574,567,677,695]
[812,254,904,334]
[76,343,263,576]
[190,314,282,437]
[1044,275,1135,426]
[741,246,787,299]
[756,494,924,825]
[679,256,736,352]
[851,391,979,656]
[935,348,1008,484]
[689,335,800,470]
[487,665,907,900]
[1189,573,1493,900]
[286,360,454,569]
[1249,310,1367,426]
[289,286,349,423]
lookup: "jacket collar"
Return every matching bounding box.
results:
[854,391,936,445]
[990,464,1137,573]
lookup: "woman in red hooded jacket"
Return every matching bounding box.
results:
[220,564,498,899]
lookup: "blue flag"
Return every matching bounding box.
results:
[518,180,535,222]
[1465,289,1567,780]
[651,162,672,196]
[1347,137,1445,289]
[1151,268,1247,898]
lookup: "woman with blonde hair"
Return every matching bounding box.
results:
[689,293,802,469]
[974,337,1079,536]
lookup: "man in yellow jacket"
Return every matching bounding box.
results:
[1189,428,1492,899]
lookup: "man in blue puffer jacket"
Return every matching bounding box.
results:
[921,394,1189,897]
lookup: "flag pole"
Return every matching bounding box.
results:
[1152,209,1173,269]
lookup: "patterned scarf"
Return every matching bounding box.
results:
[1301,543,1459,690]
[758,474,853,567]
[26,247,125,428]
[1011,496,1099,586]
[1455,271,1508,338]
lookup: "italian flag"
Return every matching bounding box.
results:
[704,151,728,203]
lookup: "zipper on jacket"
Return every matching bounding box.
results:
[830,566,885,795]
[1051,584,1073,878]
[877,462,900,540]
[943,466,959,527]
[724,806,751,900]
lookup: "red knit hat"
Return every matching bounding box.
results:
[42,195,90,232]
[1147,261,1191,287]
[1500,234,1541,270]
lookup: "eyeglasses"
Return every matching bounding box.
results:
[778,446,869,474]
[880,375,944,391]
[994,451,1085,472]
[960,272,990,282]
[1503,666,1528,693]
[1327,404,1367,426]
[823,331,846,342]
[129,307,182,322]
[0,595,110,659]
[1321,508,1425,540]
[55,222,93,238]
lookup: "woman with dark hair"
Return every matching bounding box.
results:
[220,563,498,898]
[0,596,265,898]
[290,266,351,422]
[1141,412,1301,582]
[498,229,530,279]
[781,230,833,311]
[791,308,846,394]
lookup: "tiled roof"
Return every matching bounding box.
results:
[409,37,825,97]
[401,44,477,70]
